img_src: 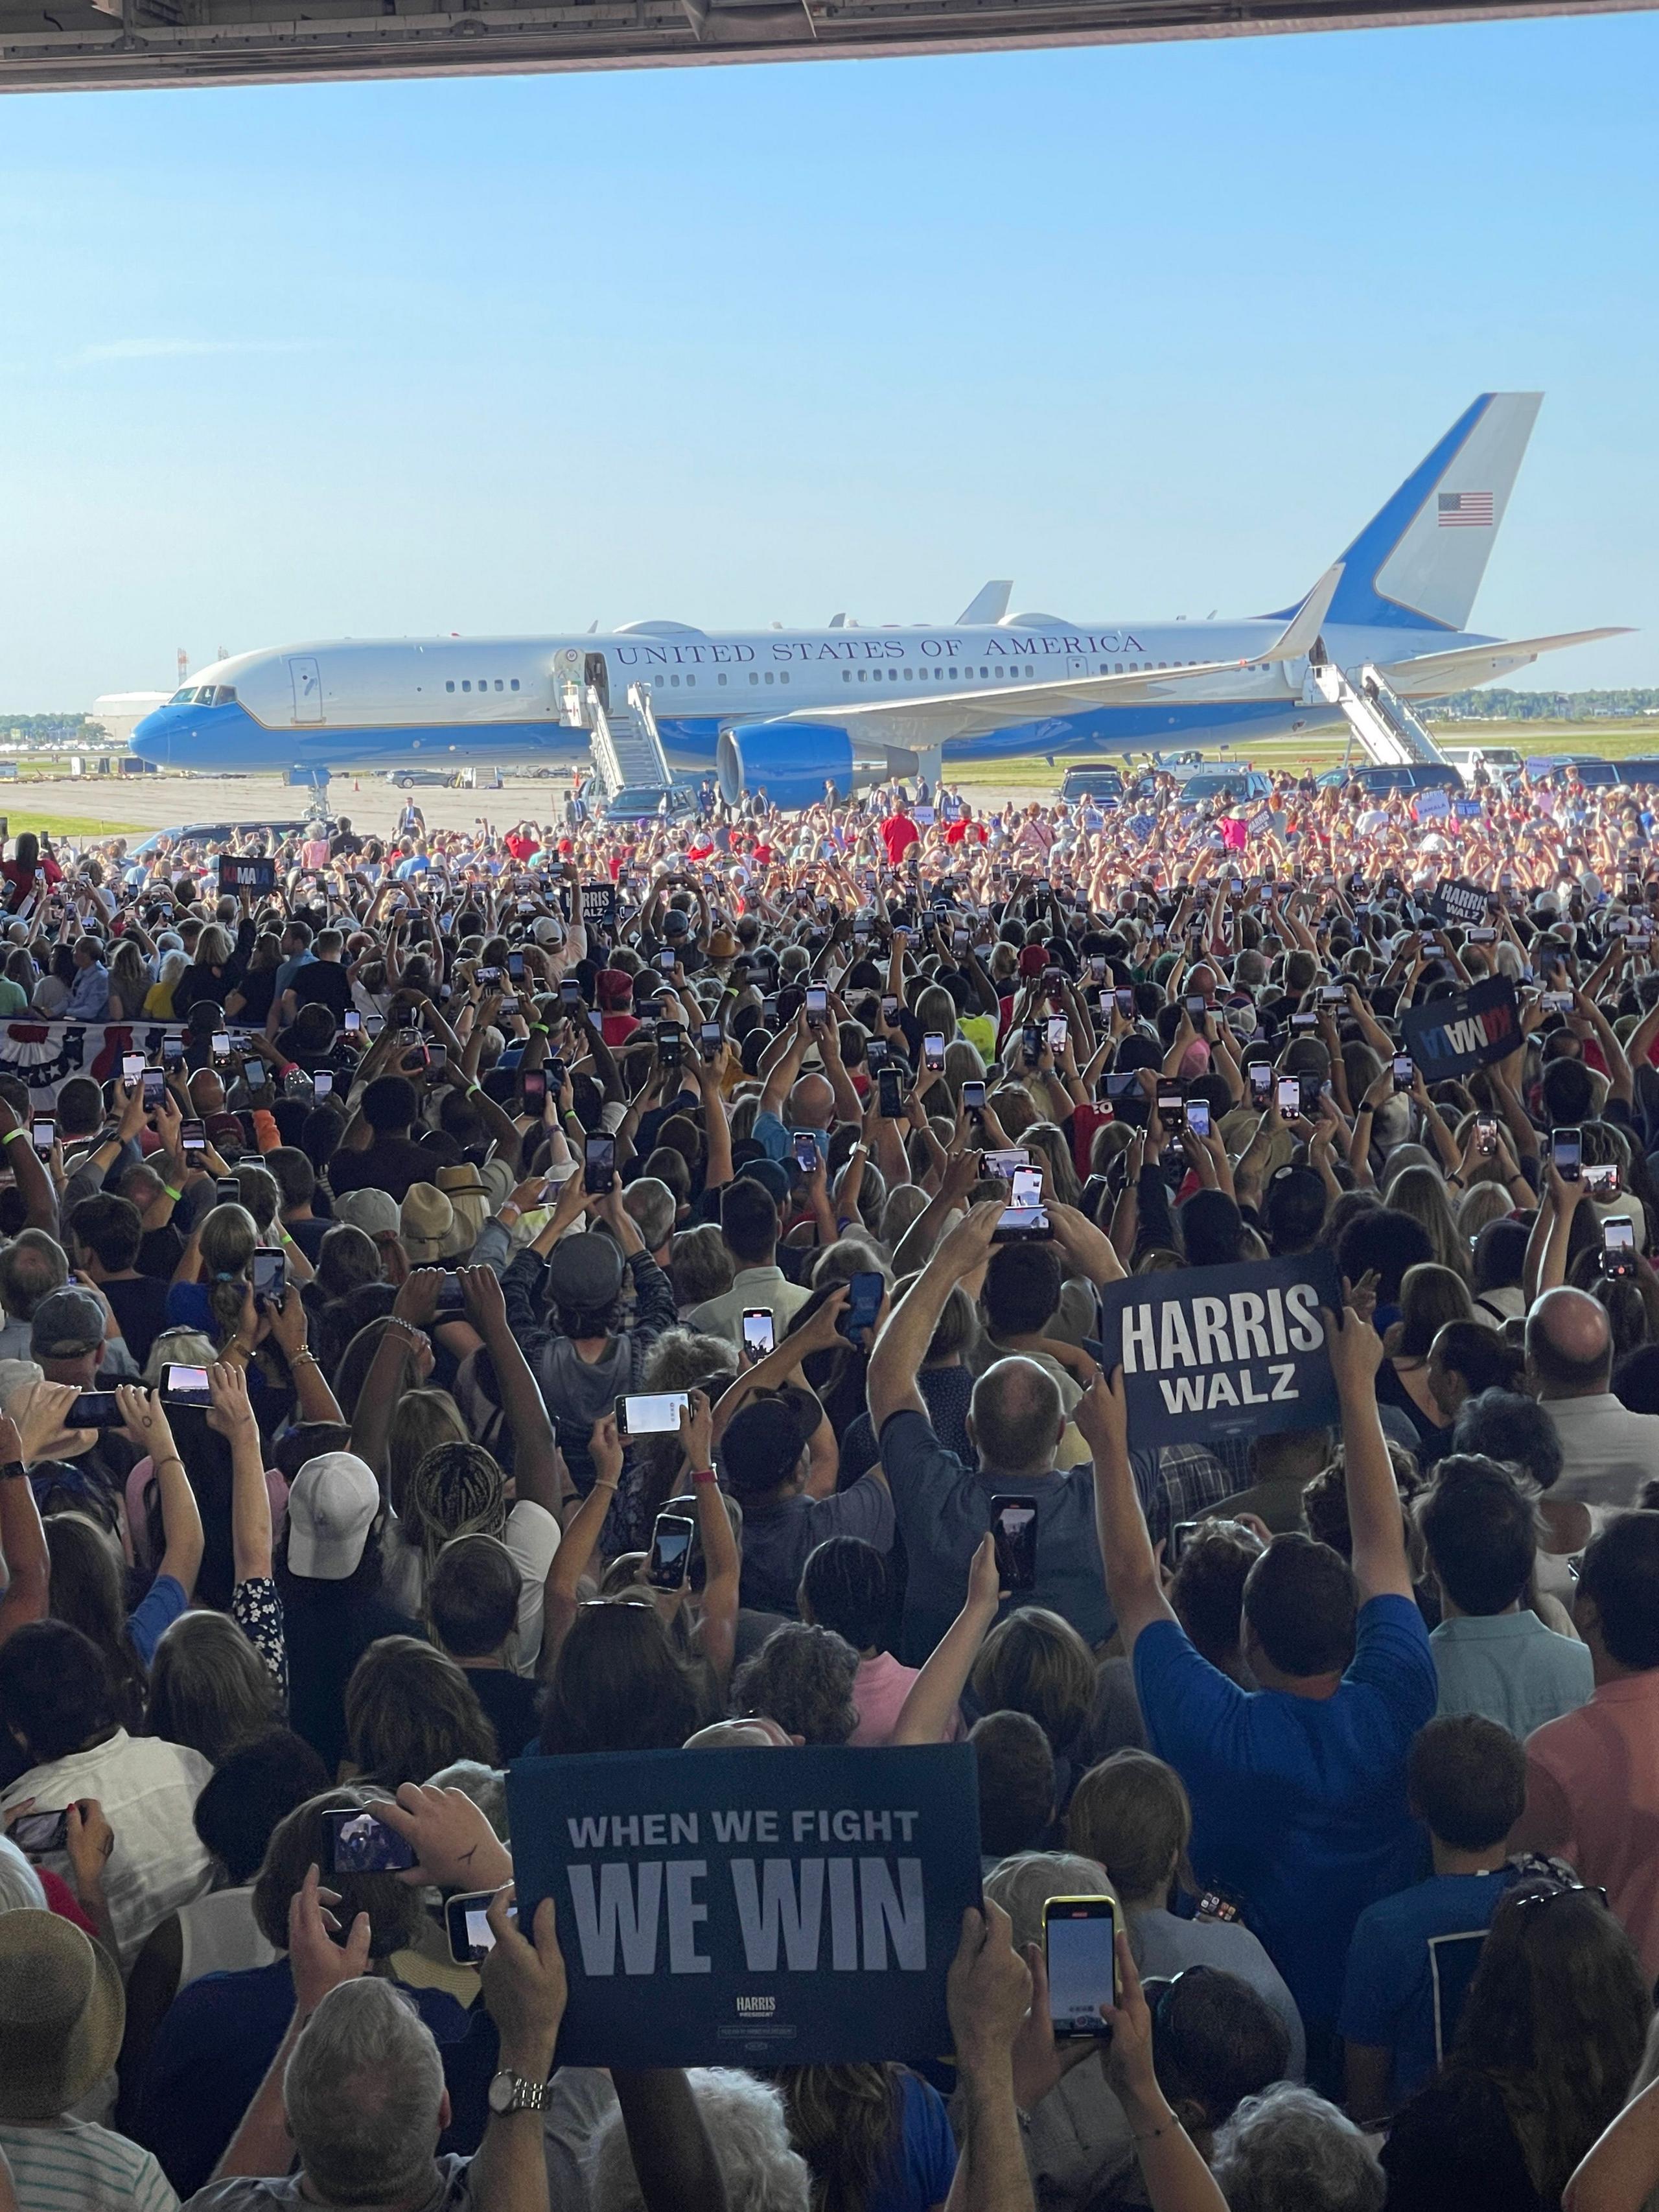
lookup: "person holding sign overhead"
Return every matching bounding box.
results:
[1080,1293,1437,2099]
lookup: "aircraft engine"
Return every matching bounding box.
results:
[716,722,854,811]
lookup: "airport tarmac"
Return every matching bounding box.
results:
[10,765,1068,844]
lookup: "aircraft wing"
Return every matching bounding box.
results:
[1377,627,1633,695]
[766,564,1343,745]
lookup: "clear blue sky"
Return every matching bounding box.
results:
[3,8,1655,706]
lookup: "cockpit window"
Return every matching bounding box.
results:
[168,686,196,704]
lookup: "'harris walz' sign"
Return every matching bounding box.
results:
[1400,973,1520,1080]
[1097,1252,1342,1450]
[506,1744,981,2068]
[1432,878,1489,927]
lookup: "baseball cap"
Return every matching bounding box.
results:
[736,1157,792,1207]
[30,1289,108,1362]
[286,1452,379,1580]
[332,1189,400,1239]
[544,1230,625,1310]
[400,1183,456,1266]
[662,908,691,938]
[596,969,632,1008]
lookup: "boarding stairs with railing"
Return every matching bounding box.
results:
[578,682,676,800]
[1311,662,1448,769]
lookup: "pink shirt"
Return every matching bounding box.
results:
[1520,1671,1659,1980]
[849,1651,964,1748]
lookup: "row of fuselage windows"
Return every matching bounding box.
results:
[437,657,1270,701]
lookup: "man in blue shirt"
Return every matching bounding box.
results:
[65,937,110,1021]
[1339,1712,1527,2119]
[1081,1296,1438,2095]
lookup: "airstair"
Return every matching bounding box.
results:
[1311,662,1449,769]
[577,681,676,801]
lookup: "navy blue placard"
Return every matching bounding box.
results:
[506,1744,982,2067]
[1097,1250,1343,1450]
[1401,973,1520,1079]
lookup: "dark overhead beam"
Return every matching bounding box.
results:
[0,0,1647,90]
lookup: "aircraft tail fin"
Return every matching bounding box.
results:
[958,579,1012,625]
[1268,393,1543,633]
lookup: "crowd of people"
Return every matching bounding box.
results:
[0,753,1656,2211]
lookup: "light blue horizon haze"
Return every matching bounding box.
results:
[2,8,1656,707]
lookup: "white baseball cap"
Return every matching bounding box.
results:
[286,1452,379,1581]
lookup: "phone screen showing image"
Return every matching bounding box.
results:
[521,1069,547,1109]
[1277,1077,1301,1122]
[163,1363,212,1406]
[962,1080,986,1112]
[585,1135,616,1195]
[1247,1064,1272,1103]
[990,1496,1038,1590]
[647,1512,695,1590]
[741,1308,776,1360]
[1553,1128,1583,1182]
[1186,1099,1212,1139]
[841,1270,883,1348]
[1044,1898,1119,2037]
[1047,1016,1068,1052]
[251,1248,286,1306]
[877,1068,904,1119]
[323,1810,417,1874]
[1393,1056,1414,1091]
[30,1119,54,1157]
[923,1032,946,1072]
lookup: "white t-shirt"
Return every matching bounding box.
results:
[1,1731,213,1972]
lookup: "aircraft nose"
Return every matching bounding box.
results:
[130,708,172,765]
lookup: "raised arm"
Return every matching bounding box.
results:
[349,1274,440,1487]
[458,1264,561,1517]
[1078,1368,1176,1653]
[542,1412,623,1663]
[867,1201,1001,1430]
[679,1391,739,1695]
[892,1534,999,1745]
[1325,1298,1412,1601]
[209,1360,273,1583]
[0,1415,49,1647]
[116,1386,204,1601]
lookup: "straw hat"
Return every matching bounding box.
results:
[0,1909,124,2121]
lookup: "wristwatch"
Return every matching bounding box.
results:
[488,2068,549,2116]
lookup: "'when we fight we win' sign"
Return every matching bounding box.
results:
[1098,1252,1344,1450]
[507,1745,982,2066]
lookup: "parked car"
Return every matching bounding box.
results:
[1313,762,1465,797]
[130,820,318,857]
[1441,743,1523,787]
[1528,756,1621,788]
[600,786,697,824]
[1179,768,1273,807]
[1614,758,1659,787]
[1060,766,1125,803]
[384,767,463,790]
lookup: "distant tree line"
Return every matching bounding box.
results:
[1437,688,1659,721]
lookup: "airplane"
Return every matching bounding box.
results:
[130,393,1627,811]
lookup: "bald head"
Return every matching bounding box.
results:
[968,1355,1065,1478]
[1527,1286,1613,1399]
[788,1074,835,1130]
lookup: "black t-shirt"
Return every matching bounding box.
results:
[292,961,353,1018]
[101,1272,173,1368]
[461,1664,542,1762]
[329,1134,437,1205]
[283,1578,426,1777]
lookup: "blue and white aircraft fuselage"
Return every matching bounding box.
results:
[129,393,1628,808]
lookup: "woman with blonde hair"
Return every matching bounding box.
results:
[1066,1749,1306,2077]
[1386,1163,1471,1282]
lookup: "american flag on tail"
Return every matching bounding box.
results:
[1438,491,1494,528]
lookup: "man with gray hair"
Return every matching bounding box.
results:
[868,1200,1112,1662]
[0,1231,69,1363]
[622,1176,677,1266]
[1527,1283,1659,1507]
[187,1869,567,2212]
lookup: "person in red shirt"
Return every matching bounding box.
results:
[945,810,987,848]
[596,969,640,1047]
[503,824,540,863]
[881,806,920,867]
[1,833,61,913]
